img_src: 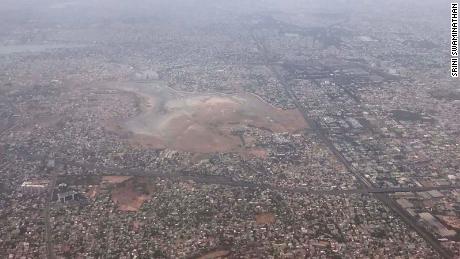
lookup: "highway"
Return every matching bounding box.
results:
[41,151,57,259]
[50,156,460,196]
[44,171,57,259]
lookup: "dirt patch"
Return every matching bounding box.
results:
[132,221,142,232]
[110,177,155,212]
[86,185,100,200]
[101,176,132,185]
[197,250,230,259]
[255,212,276,225]
[438,216,460,230]
[244,148,269,159]
[108,82,308,153]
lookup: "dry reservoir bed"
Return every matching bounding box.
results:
[106,82,308,153]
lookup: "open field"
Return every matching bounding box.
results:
[107,82,308,153]
[110,176,155,212]
[255,212,276,225]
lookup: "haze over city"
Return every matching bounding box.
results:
[0,0,459,258]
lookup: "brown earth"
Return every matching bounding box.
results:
[86,185,100,200]
[101,175,132,185]
[438,215,460,230]
[244,148,269,159]
[107,82,308,154]
[197,250,230,259]
[255,212,276,225]
[109,177,155,212]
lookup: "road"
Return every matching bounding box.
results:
[42,153,57,259]
[50,156,460,196]
[44,172,57,259]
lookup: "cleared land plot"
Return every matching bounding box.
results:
[107,82,308,153]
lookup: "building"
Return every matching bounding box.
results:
[21,180,50,193]
[58,191,78,203]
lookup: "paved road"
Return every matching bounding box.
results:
[44,173,57,259]
[53,156,460,195]
[43,167,57,259]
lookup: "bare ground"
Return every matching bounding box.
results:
[106,82,308,154]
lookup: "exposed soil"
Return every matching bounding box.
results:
[110,176,155,212]
[101,176,132,185]
[438,215,460,230]
[86,186,99,200]
[197,250,230,259]
[244,148,269,159]
[255,212,276,225]
[107,82,308,154]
